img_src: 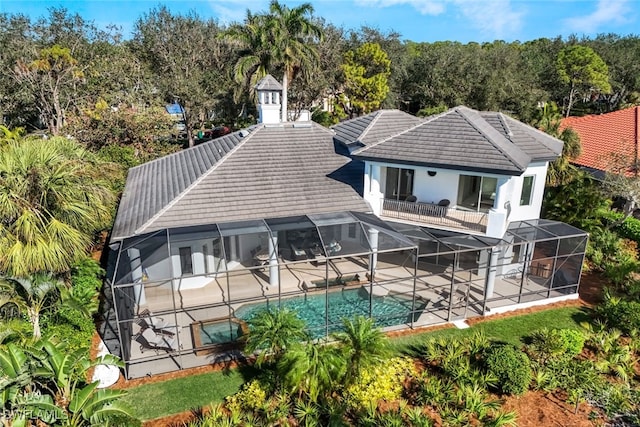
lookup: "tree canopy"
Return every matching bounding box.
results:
[0,136,116,276]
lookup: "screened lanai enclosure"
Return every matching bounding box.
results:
[101,212,587,379]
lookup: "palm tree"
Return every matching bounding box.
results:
[0,135,116,276]
[533,102,582,187]
[331,316,390,386]
[245,308,309,366]
[278,342,344,402]
[225,1,322,122]
[0,274,62,339]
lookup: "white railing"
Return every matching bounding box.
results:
[381,199,487,233]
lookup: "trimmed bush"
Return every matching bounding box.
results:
[483,344,532,395]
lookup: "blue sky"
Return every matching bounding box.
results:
[0,0,637,43]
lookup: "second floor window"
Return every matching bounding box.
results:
[520,176,534,206]
[384,167,414,201]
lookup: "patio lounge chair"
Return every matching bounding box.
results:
[134,327,176,354]
[138,308,174,335]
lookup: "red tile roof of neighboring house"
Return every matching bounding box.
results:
[560,106,640,174]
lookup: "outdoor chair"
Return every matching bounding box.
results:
[138,308,174,335]
[134,328,175,354]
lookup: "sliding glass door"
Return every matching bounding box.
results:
[384,167,415,201]
[457,175,497,212]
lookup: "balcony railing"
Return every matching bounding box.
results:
[381,199,487,233]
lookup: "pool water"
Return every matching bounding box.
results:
[199,320,245,345]
[235,287,425,339]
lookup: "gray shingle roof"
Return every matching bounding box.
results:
[352,106,563,175]
[255,74,283,91]
[111,123,369,240]
[331,110,424,147]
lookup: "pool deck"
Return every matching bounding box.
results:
[123,252,569,379]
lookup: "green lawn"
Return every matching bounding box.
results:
[120,366,258,421]
[122,306,591,421]
[390,305,591,354]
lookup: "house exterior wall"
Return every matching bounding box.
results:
[363,160,549,237]
[506,162,548,222]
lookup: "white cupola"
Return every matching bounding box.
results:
[255,75,283,124]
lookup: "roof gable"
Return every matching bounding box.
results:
[352,106,560,175]
[331,110,423,147]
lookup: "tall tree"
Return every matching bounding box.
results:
[133,6,228,147]
[0,136,116,276]
[225,1,322,122]
[556,45,611,117]
[338,42,391,118]
[14,45,84,135]
[533,102,582,186]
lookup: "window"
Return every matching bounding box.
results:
[384,167,414,201]
[179,247,193,275]
[348,223,357,238]
[520,176,534,206]
[457,175,497,212]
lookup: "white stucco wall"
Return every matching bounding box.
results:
[507,162,548,222]
[363,160,549,235]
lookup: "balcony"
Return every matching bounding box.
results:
[381,199,487,233]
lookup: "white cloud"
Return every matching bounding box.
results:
[563,0,632,33]
[355,0,446,15]
[207,1,270,24]
[355,0,524,39]
[452,0,524,39]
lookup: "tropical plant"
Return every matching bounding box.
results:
[526,328,585,363]
[224,0,322,121]
[0,136,116,276]
[0,274,62,339]
[278,341,344,402]
[542,173,608,232]
[332,315,390,385]
[0,340,135,426]
[245,308,308,366]
[534,102,582,187]
[344,357,416,412]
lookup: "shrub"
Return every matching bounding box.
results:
[345,357,417,411]
[527,328,585,362]
[602,209,640,244]
[225,379,270,414]
[70,258,104,314]
[483,344,532,395]
[595,297,640,334]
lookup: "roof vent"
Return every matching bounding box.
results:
[239,130,249,138]
[293,122,312,128]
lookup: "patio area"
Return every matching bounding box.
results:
[103,213,587,379]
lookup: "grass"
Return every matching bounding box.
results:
[121,306,592,421]
[390,305,591,354]
[120,366,258,421]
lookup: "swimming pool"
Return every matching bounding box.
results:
[235,287,425,339]
[191,317,249,352]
